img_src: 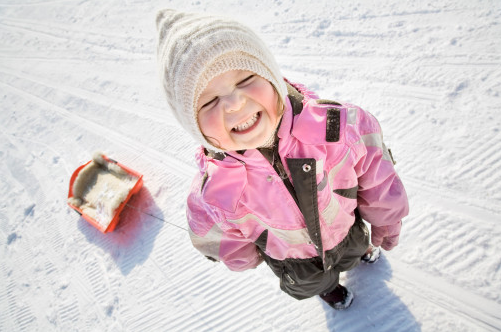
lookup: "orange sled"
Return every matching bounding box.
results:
[67,153,143,233]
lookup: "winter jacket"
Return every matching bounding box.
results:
[187,81,409,276]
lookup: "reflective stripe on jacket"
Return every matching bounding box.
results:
[187,81,409,272]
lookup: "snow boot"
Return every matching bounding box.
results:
[361,245,381,264]
[319,284,354,310]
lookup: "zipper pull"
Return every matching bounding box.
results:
[272,149,289,180]
[275,160,289,180]
[284,273,295,285]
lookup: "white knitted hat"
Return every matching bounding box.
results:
[156,9,287,151]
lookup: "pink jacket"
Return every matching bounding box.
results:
[187,82,409,272]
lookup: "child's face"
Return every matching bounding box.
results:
[197,70,281,151]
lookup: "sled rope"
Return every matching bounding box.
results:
[125,203,189,232]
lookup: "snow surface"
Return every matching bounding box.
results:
[1,0,500,331]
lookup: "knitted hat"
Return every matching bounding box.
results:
[156,9,287,151]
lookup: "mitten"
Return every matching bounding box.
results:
[371,221,402,251]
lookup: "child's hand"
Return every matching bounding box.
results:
[371,221,402,251]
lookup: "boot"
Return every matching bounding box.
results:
[361,245,381,264]
[319,284,354,310]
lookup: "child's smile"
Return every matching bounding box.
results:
[232,112,260,133]
[197,70,281,151]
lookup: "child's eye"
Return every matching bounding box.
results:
[237,75,255,87]
[200,97,218,110]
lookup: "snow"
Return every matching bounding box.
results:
[1,0,500,331]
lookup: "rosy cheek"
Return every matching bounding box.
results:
[198,111,220,136]
[251,81,275,100]
[246,82,268,95]
[198,114,209,135]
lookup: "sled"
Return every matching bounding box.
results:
[67,153,143,233]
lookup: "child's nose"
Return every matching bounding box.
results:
[223,90,245,113]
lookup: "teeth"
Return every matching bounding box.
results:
[233,113,259,132]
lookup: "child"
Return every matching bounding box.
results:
[156,9,409,310]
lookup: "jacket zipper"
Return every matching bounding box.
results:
[259,143,324,267]
[271,147,300,208]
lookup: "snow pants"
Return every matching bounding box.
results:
[258,216,370,300]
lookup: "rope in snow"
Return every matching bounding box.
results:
[125,203,189,232]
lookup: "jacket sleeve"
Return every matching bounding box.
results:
[352,107,409,240]
[186,179,263,272]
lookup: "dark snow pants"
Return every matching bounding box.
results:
[258,216,370,300]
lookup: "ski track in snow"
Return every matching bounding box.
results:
[1,0,501,331]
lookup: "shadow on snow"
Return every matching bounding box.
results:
[321,254,421,332]
[77,186,164,275]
